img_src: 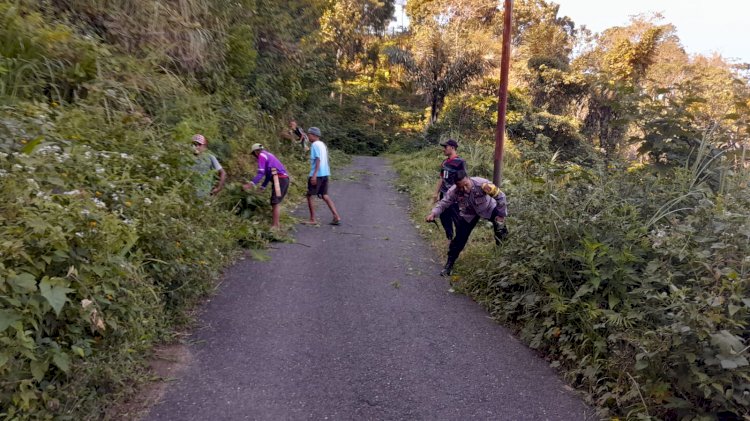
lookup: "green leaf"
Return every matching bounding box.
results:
[0,310,21,332]
[711,330,744,354]
[9,273,37,292]
[30,359,48,382]
[608,294,620,309]
[39,277,74,316]
[0,352,9,368]
[21,136,43,155]
[52,352,71,373]
[72,346,85,358]
[719,354,748,370]
[635,359,649,371]
[572,284,593,300]
[728,304,741,316]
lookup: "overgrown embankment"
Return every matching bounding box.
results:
[0,1,358,418]
[392,140,750,419]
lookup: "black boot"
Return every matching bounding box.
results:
[440,257,455,277]
[493,221,508,245]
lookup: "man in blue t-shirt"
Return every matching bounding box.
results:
[305,127,341,225]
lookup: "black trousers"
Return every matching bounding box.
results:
[447,216,481,261]
[439,192,460,240]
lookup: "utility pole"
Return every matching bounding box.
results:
[493,0,513,186]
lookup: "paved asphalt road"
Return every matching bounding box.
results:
[145,156,592,420]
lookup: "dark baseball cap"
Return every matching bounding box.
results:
[440,139,458,148]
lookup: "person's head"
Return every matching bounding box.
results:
[440,139,458,156]
[289,120,297,129]
[307,126,321,141]
[192,134,207,155]
[454,169,472,192]
[251,143,264,158]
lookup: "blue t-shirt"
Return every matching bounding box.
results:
[309,141,331,177]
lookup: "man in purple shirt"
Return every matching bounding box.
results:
[243,143,290,230]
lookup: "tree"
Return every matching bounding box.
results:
[576,18,669,158]
[385,25,486,124]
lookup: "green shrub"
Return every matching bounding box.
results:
[393,141,750,419]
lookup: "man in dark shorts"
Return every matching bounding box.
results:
[305,127,341,225]
[432,139,466,241]
[243,143,290,230]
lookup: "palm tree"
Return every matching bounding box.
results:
[385,29,485,125]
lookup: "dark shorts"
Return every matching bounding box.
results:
[270,176,290,205]
[306,176,329,198]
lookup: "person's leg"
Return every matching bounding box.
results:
[270,177,289,229]
[305,177,316,223]
[439,208,454,240]
[442,216,480,276]
[271,204,281,228]
[321,195,341,222]
[306,195,317,223]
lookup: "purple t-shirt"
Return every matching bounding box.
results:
[252,151,288,187]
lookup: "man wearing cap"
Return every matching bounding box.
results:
[191,134,226,198]
[287,119,310,152]
[243,144,290,230]
[305,127,342,225]
[426,170,508,276]
[432,139,466,241]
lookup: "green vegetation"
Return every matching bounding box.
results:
[390,1,750,419]
[1,0,749,419]
[0,0,383,418]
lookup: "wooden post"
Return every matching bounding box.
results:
[493,0,513,186]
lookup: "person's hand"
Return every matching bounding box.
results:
[242,183,254,191]
[425,213,436,222]
[494,216,505,224]
[310,176,317,186]
[210,187,222,196]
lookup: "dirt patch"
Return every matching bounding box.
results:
[107,342,193,420]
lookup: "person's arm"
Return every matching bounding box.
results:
[426,186,456,221]
[310,157,320,186]
[494,191,507,221]
[209,156,226,195]
[252,154,268,186]
[212,168,226,195]
[433,179,443,203]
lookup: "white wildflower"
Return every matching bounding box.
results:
[95,167,105,174]
[0,152,8,159]
[64,189,81,195]
[144,197,152,205]
[80,209,90,216]
[12,164,23,171]
[76,232,84,238]
[92,198,106,208]
[26,179,39,190]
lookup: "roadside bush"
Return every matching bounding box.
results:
[393,141,750,419]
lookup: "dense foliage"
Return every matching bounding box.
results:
[0,0,381,418]
[388,1,750,419]
[2,0,749,419]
